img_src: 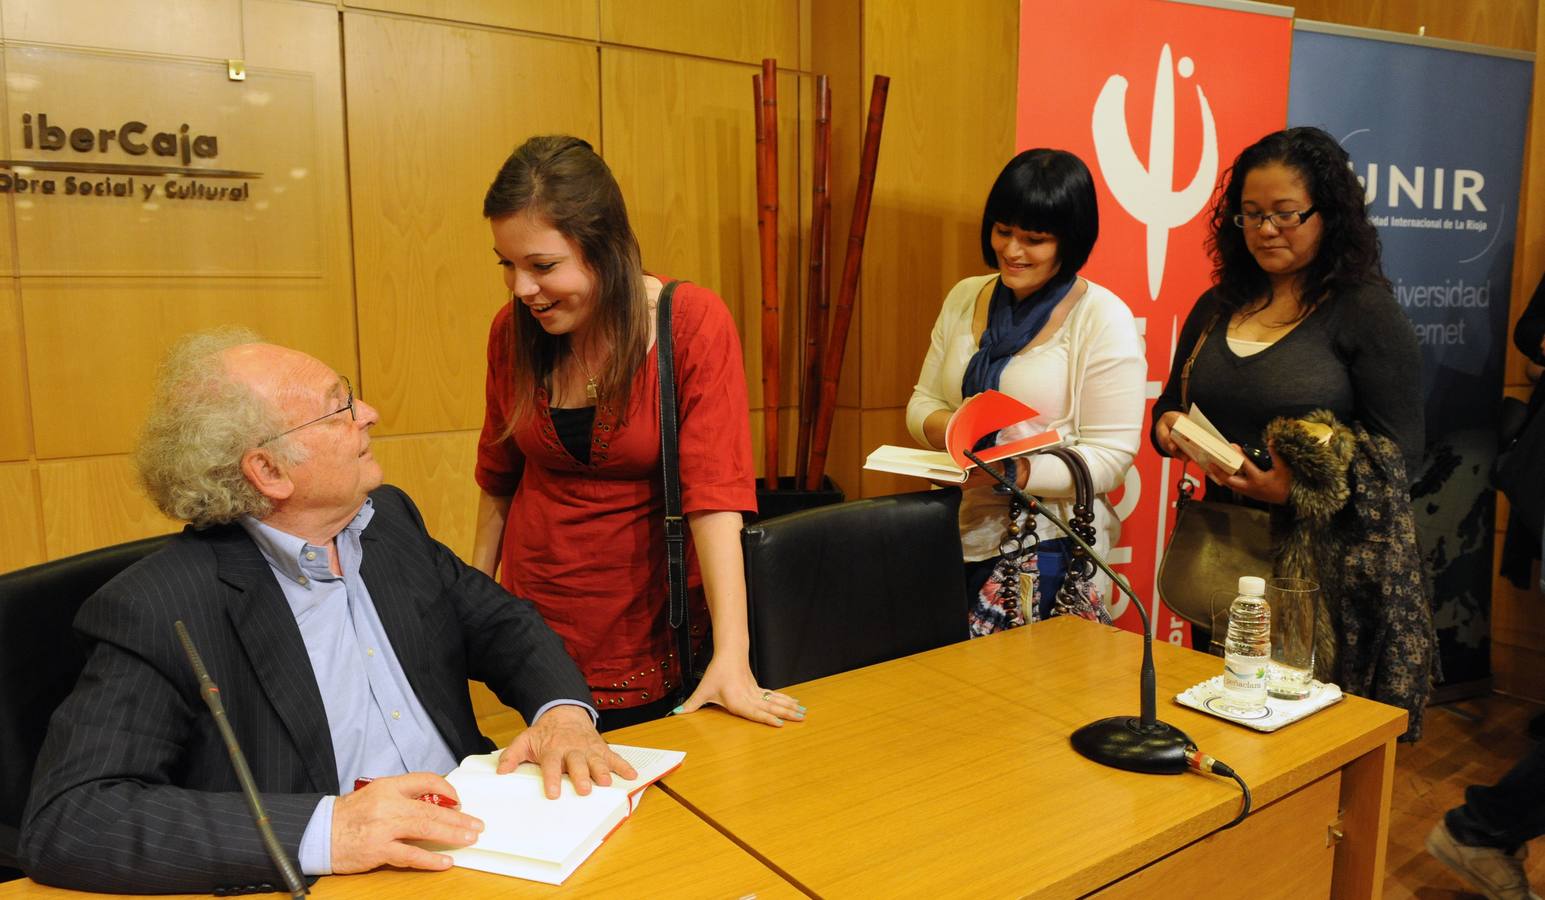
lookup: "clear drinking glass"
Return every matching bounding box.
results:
[1266,577,1319,700]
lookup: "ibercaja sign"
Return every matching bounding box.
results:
[0,111,260,201]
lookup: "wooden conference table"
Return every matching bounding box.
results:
[3,617,1404,899]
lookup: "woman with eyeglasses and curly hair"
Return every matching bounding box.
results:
[1151,126,1435,740]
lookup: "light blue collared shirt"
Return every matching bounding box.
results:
[240,501,596,875]
[241,500,457,875]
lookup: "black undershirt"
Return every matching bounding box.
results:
[549,406,596,465]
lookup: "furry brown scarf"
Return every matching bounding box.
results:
[1267,410,1436,741]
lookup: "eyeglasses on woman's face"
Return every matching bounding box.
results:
[1232,208,1318,229]
[258,375,356,446]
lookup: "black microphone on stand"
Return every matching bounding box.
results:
[963,449,1193,775]
[174,621,309,898]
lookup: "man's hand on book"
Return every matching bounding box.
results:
[1207,441,1292,505]
[331,771,483,874]
[498,703,637,799]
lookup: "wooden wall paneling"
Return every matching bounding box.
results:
[824,406,862,499]
[367,429,481,561]
[342,0,599,39]
[747,406,805,490]
[797,0,813,72]
[1492,535,1545,658]
[1,0,244,58]
[0,280,29,462]
[599,0,801,67]
[1510,0,1545,385]
[859,405,917,498]
[0,462,44,571]
[1292,0,1537,52]
[244,0,356,283]
[19,0,355,462]
[1494,636,1545,701]
[2,0,352,283]
[858,0,1018,411]
[600,50,802,458]
[345,13,600,438]
[23,279,355,460]
[810,0,862,414]
[0,30,28,464]
[37,454,179,560]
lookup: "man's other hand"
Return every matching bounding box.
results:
[496,703,638,799]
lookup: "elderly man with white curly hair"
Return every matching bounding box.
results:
[18,329,633,894]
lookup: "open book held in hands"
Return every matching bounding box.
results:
[1169,404,1245,475]
[864,390,1062,483]
[424,744,685,885]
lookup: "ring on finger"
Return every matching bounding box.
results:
[761,690,772,702]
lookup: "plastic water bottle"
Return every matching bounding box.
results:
[1221,576,1270,712]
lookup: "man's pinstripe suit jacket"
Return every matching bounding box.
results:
[18,484,592,894]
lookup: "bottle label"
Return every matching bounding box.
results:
[1222,651,1268,700]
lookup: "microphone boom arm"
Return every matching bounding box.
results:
[962,448,1190,775]
[175,620,309,898]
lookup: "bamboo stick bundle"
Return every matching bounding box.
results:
[794,75,832,487]
[804,74,890,491]
[754,58,780,491]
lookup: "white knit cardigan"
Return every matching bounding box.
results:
[906,274,1146,561]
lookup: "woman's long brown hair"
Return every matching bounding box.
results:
[483,135,649,431]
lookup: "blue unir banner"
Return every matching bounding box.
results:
[1289,25,1533,689]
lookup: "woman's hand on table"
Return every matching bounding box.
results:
[674,655,804,727]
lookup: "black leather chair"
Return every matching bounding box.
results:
[742,488,969,690]
[0,534,173,880]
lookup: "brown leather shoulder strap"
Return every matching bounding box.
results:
[1179,310,1222,410]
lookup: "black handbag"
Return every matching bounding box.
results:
[1155,313,1274,631]
[1041,446,1111,624]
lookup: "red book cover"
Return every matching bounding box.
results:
[944,390,1062,469]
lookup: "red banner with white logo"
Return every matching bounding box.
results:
[1017,0,1293,646]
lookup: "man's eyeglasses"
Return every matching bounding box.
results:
[258,376,356,446]
[1232,208,1318,229]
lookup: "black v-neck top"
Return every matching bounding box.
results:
[1152,282,1425,480]
[547,405,596,465]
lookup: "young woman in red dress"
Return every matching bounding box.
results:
[471,135,803,731]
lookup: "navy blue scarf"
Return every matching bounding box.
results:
[961,273,1075,451]
[961,273,1075,396]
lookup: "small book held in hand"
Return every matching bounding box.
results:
[422,744,685,885]
[864,390,1062,483]
[1169,404,1245,475]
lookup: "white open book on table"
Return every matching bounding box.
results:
[424,744,685,885]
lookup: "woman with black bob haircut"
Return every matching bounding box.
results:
[1150,126,1434,739]
[908,148,1145,633]
[470,135,803,730]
